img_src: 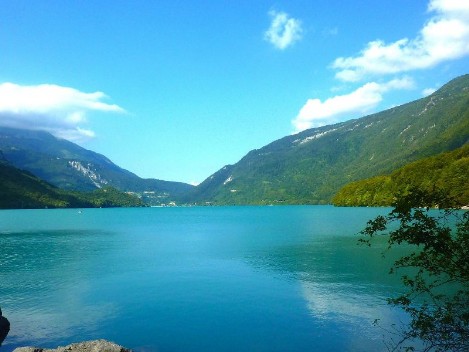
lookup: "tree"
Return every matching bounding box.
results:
[360,188,469,351]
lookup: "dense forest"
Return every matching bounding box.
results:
[332,144,469,207]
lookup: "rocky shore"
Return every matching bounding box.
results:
[13,340,131,352]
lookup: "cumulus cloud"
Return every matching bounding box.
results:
[292,77,414,132]
[264,10,302,50]
[0,83,125,141]
[332,0,469,82]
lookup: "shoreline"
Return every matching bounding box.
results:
[13,340,131,352]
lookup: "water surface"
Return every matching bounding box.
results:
[0,206,406,351]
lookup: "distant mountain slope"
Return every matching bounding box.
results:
[332,144,469,207]
[0,159,82,208]
[187,74,469,205]
[0,127,194,203]
[0,160,144,209]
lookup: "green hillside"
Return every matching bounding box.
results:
[332,144,469,207]
[0,127,193,204]
[0,161,144,209]
[186,74,469,205]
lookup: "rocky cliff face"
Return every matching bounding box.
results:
[68,160,110,188]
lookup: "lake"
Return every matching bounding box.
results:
[0,206,408,351]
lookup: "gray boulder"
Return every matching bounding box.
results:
[13,339,131,352]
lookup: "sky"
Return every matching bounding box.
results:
[0,0,468,185]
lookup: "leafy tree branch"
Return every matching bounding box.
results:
[361,188,469,351]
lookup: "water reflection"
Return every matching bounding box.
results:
[10,301,117,345]
[0,230,120,349]
[246,234,408,351]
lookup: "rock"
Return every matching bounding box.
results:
[13,339,131,352]
[0,308,10,347]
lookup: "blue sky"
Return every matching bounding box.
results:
[1,0,468,185]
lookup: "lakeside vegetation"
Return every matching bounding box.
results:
[332,144,469,207]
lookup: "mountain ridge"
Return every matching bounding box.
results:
[0,127,194,204]
[1,74,468,207]
[185,74,469,205]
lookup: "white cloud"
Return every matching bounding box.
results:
[332,0,469,82]
[0,83,125,141]
[264,10,302,50]
[292,77,414,132]
[422,87,437,96]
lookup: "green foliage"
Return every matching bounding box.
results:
[0,162,80,208]
[332,144,469,207]
[188,74,469,205]
[361,189,469,351]
[332,175,394,206]
[74,187,145,208]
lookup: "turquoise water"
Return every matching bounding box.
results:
[0,206,406,351]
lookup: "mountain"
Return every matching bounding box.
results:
[0,158,83,209]
[187,74,469,205]
[332,144,469,207]
[0,159,144,209]
[0,127,194,204]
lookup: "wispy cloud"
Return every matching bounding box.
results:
[264,10,302,50]
[292,77,414,132]
[332,0,469,82]
[0,83,125,141]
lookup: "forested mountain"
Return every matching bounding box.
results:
[0,127,194,204]
[0,160,144,209]
[332,144,469,207]
[186,74,469,205]
[1,75,468,207]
